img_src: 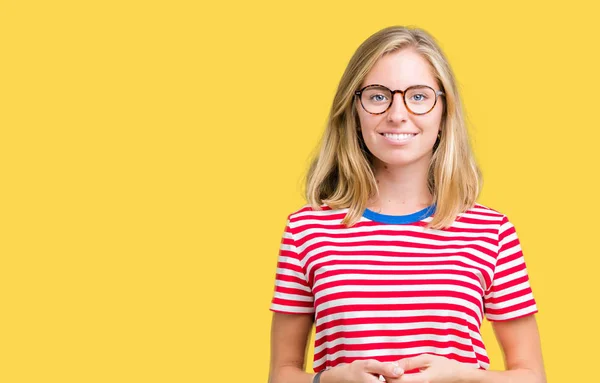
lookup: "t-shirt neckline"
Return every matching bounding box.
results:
[362,204,436,224]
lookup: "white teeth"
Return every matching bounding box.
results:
[383,133,416,141]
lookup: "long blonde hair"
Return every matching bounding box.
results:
[305,26,481,229]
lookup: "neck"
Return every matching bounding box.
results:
[368,157,433,215]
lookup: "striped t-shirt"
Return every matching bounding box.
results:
[269,203,538,372]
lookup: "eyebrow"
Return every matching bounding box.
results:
[359,83,441,93]
[363,83,436,89]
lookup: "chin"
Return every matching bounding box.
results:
[373,152,433,168]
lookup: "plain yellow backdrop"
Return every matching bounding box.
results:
[1,0,599,382]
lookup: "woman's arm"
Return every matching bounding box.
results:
[462,314,546,383]
[390,315,546,383]
[268,312,316,383]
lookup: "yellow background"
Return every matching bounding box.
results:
[1,1,598,382]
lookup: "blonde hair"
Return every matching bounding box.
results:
[305,25,481,229]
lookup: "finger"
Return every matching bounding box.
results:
[396,354,434,372]
[397,372,427,383]
[365,374,386,383]
[363,359,404,378]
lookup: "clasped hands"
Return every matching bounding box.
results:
[341,354,474,383]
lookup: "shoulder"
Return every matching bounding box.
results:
[457,202,509,224]
[285,203,350,228]
[458,204,521,245]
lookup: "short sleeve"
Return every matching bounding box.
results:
[484,216,538,321]
[269,218,315,314]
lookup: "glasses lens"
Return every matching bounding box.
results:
[361,86,392,114]
[405,86,436,114]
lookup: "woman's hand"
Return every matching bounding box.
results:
[384,354,473,383]
[325,359,404,383]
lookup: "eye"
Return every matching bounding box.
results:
[370,94,388,102]
[410,93,428,102]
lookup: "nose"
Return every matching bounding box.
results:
[386,92,409,121]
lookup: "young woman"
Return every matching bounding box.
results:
[268,26,546,383]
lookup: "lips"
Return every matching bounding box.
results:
[382,132,416,139]
[380,132,418,142]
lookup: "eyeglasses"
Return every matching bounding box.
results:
[354,84,445,115]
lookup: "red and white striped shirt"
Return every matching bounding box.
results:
[269,203,537,372]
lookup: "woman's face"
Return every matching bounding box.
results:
[356,48,444,169]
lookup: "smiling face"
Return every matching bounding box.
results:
[356,48,444,170]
